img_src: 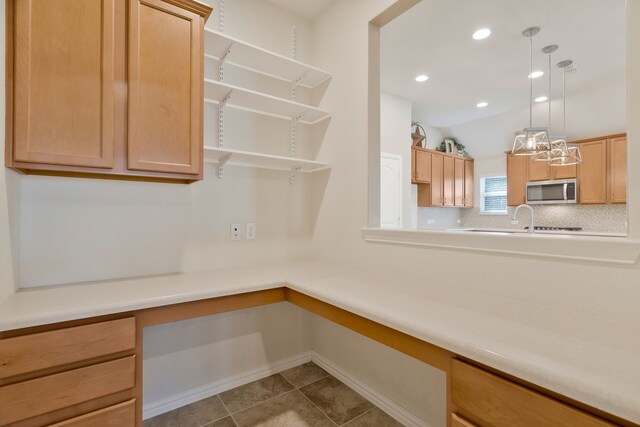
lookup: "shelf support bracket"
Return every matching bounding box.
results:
[290,110,307,158]
[290,71,307,101]
[218,154,232,179]
[290,166,301,184]
[218,44,232,81]
[218,92,232,148]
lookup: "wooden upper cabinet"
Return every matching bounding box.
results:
[551,163,577,180]
[6,0,211,182]
[443,156,455,206]
[454,158,465,206]
[527,157,550,181]
[11,0,116,168]
[578,140,608,204]
[128,0,204,175]
[608,136,627,203]
[431,153,444,207]
[464,160,474,207]
[413,148,431,183]
[507,154,527,206]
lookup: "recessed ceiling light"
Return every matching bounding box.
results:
[535,96,548,103]
[415,74,429,82]
[528,71,544,79]
[476,102,488,108]
[472,28,492,40]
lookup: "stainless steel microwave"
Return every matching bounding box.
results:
[526,179,578,204]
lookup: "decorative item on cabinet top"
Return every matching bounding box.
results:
[5,0,212,184]
[411,121,426,148]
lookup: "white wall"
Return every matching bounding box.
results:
[381,91,413,227]
[144,303,312,405]
[12,0,316,288]
[310,314,446,427]
[309,2,640,427]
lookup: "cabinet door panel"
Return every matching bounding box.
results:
[464,160,474,207]
[13,0,115,168]
[551,163,577,179]
[414,150,431,183]
[578,140,607,204]
[527,157,550,181]
[609,137,627,203]
[454,158,465,206]
[507,154,527,206]
[431,153,444,207]
[128,0,202,174]
[443,156,455,206]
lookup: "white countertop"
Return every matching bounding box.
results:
[0,262,638,424]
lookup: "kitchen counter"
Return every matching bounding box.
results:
[449,227,628,237]
[0,261,638,424]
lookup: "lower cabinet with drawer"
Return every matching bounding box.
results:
[0,317,137,427]
[451,359,614,427]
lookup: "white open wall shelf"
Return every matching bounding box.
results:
[206,25,332,182]
[204,29,331,89]
[204,147,330,173]
[204,79,330,125]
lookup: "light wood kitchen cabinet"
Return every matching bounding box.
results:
[0,317,137,426]
[464,159,474,207]
[608,136,627,203]
[528,156,576,181]
[578,139,608,204]
[454,158,465,206]
[413,148,431,183]
[128,0,204,175]
[452,359,614,427]
[415,148,474,208]
[507,154,528,206]
[443,156,455,206]
[430,153,445,207]
[5,0,212,183]
[527,156,551,181]
[9,0,116,169]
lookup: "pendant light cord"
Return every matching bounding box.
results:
[548,53,552,130]
[564,69,567,135]
[529,36,533,128]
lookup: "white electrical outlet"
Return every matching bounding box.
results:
[511,219,519,225]
[230,224,241,241]
[246,223,256,240]
[456,218,461,224]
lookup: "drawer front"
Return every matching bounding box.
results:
[0,356,135,425]
[451,359,613,427]
[451,413,477,427]
[0,318,135,380]
[47,399,135,427]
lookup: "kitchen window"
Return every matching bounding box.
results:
[480,176,507,214]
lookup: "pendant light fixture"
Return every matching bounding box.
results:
[549,60,582,166]
[534,44,568,162]
[512,26,550,156]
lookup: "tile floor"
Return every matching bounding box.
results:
[144,362,405,427]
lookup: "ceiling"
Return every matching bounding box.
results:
[266,0,336,20]
[380,0,626,127]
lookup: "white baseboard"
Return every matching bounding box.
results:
[143,351,431,427]
[311,353,432,427]
[143,352,313,420]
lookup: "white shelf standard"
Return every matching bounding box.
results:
[204,79,330,125]
[204,146,330,173]
[204,29,331,89]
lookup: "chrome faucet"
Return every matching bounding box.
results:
[513,204,535,234]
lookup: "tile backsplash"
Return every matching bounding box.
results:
[460,204,627,234]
